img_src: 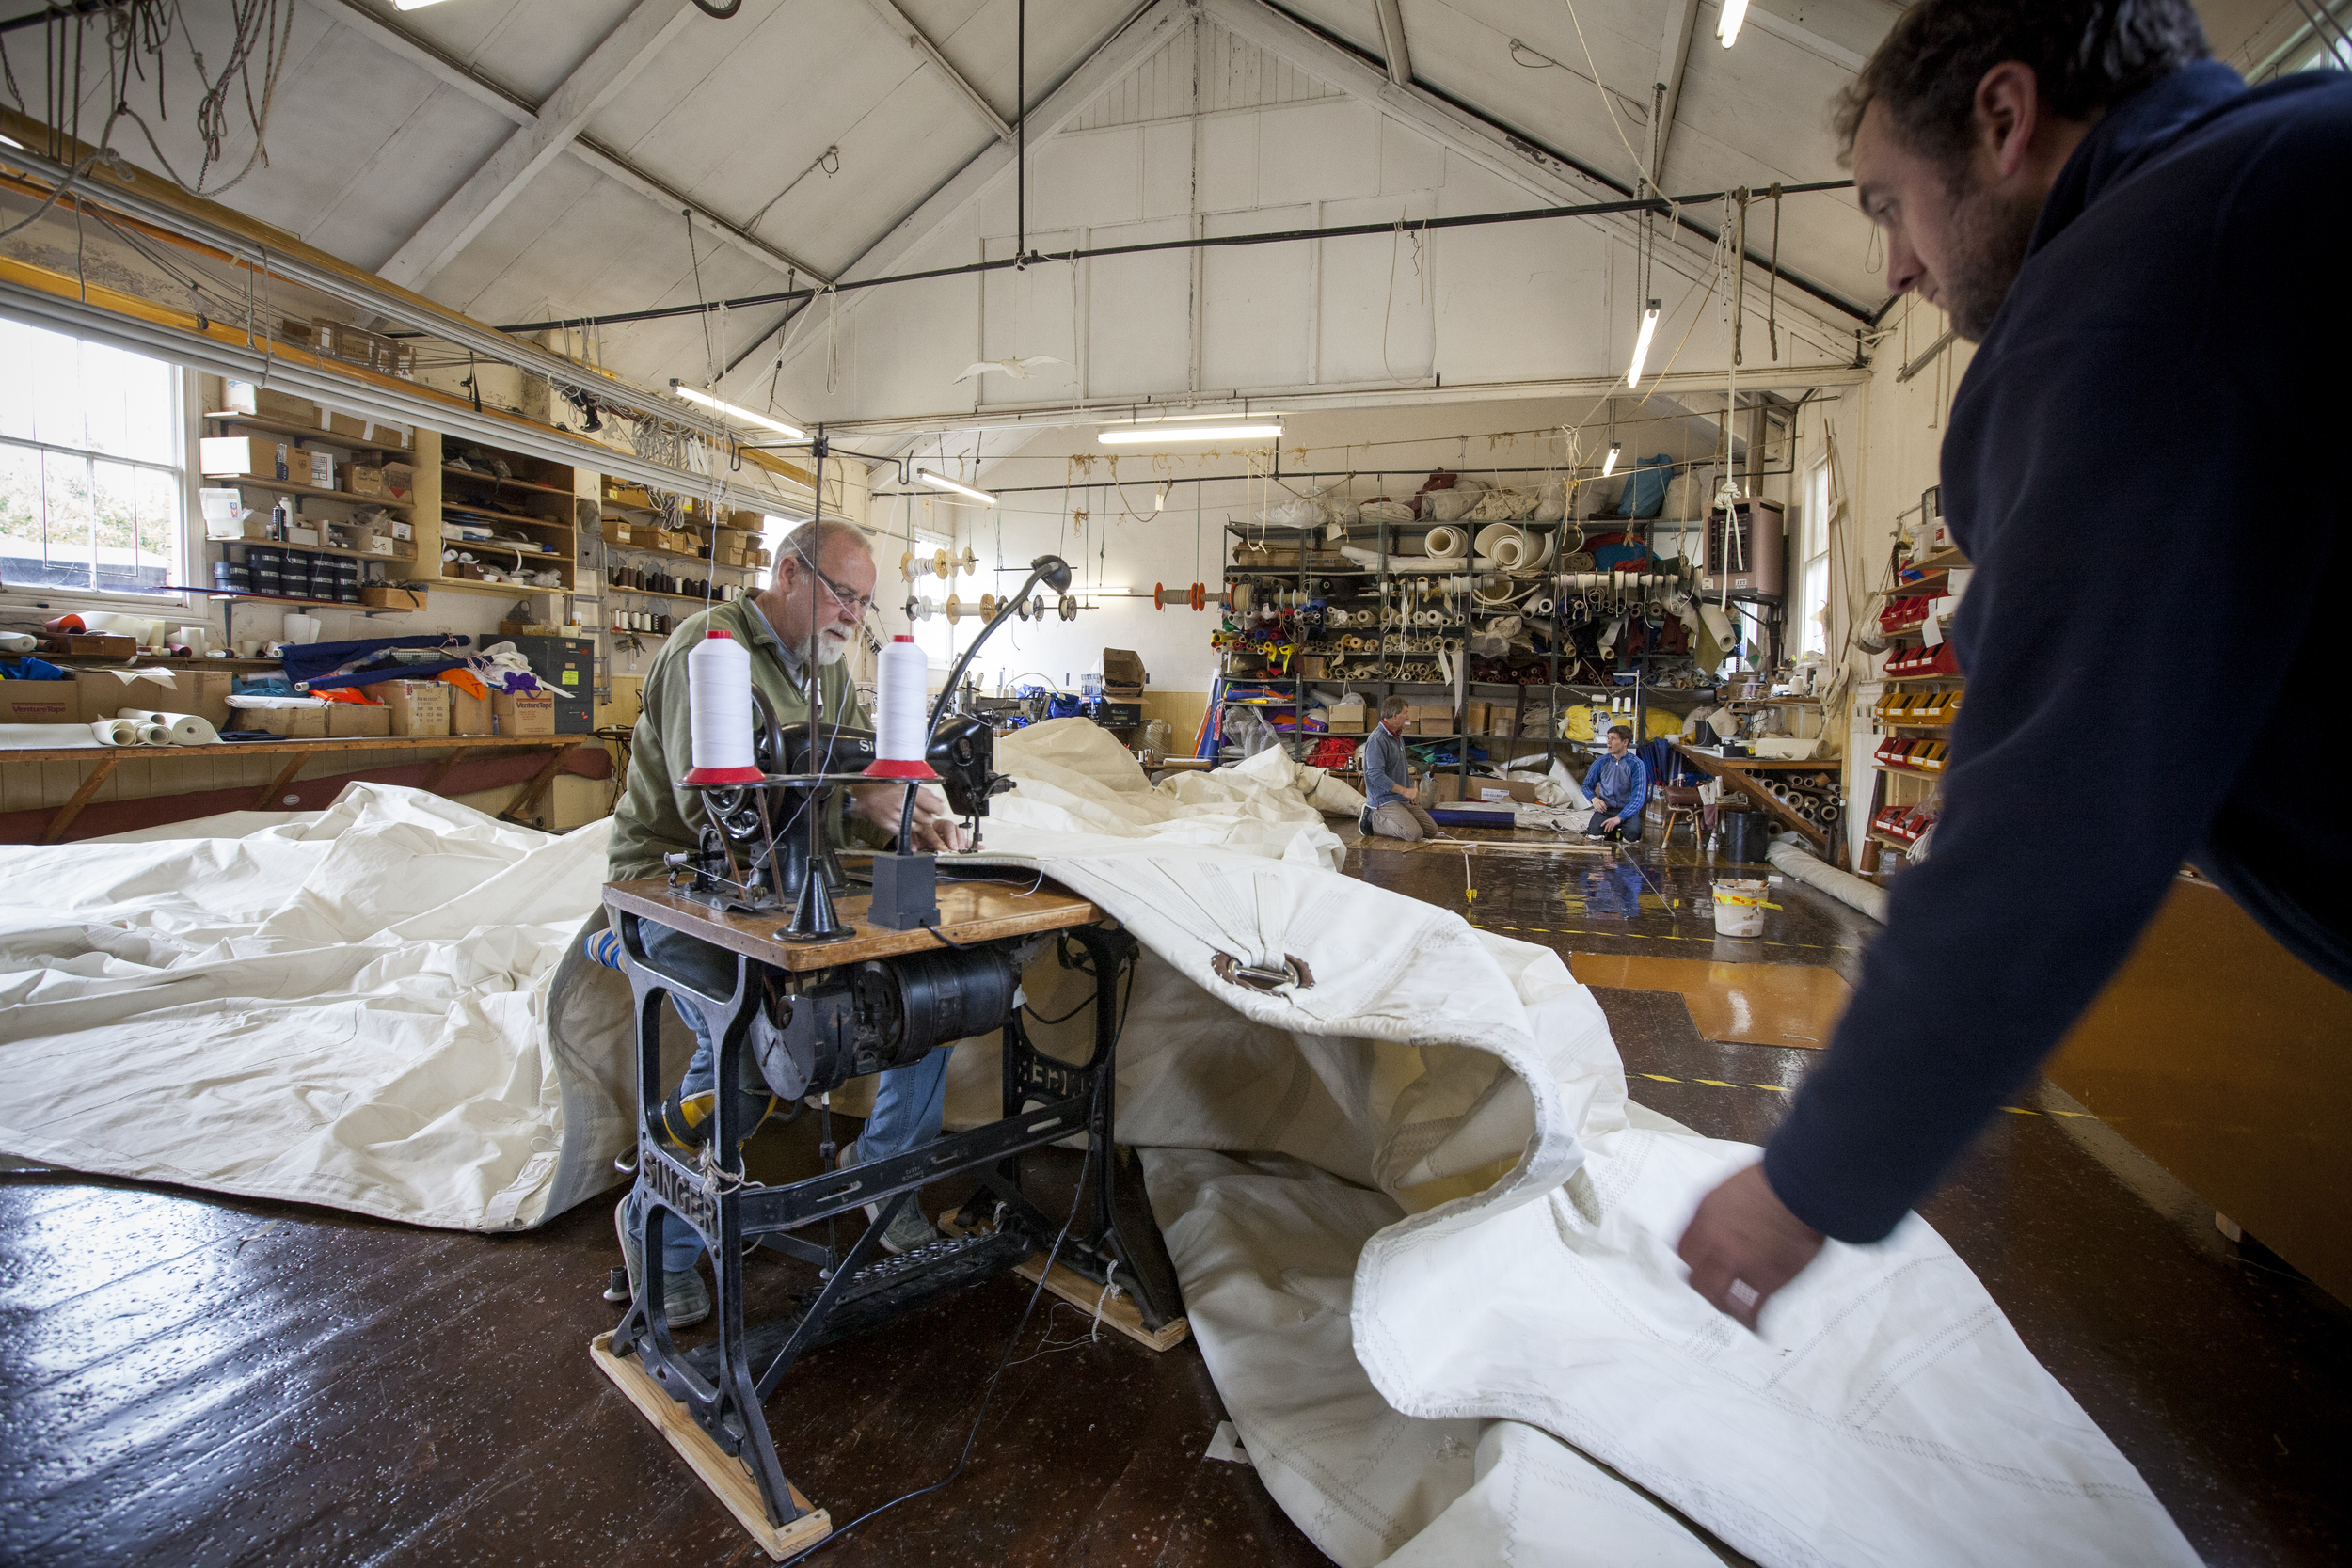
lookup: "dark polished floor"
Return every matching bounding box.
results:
[5,825,2347,1566]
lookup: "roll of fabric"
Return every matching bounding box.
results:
[91,719,140,746]
[115,708,221,746]
[1422,526,1467,560]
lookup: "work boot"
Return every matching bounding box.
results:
[838,1140,940,1255]
[613,1200,711,1328]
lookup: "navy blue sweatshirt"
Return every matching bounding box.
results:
[1765,62,2352,1244]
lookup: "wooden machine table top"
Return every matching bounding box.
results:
[603,872,1102,972]
[1672,743,1831,773]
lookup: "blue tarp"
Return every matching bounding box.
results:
[279,635,473,692]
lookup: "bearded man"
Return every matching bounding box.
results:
[1676,0,2352,1328]
[608,517,967,1324]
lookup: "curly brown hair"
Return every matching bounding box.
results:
[1833,0,2209,167]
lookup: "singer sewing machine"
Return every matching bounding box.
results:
[594,552,1184,1556]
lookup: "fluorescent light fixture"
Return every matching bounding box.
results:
[1718,0,1748,47]
[1099,424,1282,445]
[914,468,997,506]
[669,380,805,441]
[392,0,453,8]
[1625,300,1661,388]
[1602,443,1622,478]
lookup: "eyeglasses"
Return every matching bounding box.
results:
[787,551,874,618]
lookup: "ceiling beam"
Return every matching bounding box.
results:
[1370,0,1411,87]
[732,0,1191,393]
[320,0,827,286]
[1649,0,1702,192]
[861,0,1014,140]
[378,0,698,292]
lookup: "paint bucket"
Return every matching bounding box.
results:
[1715,808,1766,863]
[1711,879,1773,937]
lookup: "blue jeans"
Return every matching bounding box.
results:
[629,924,951,1272]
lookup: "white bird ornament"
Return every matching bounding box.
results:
[955,355,1069,383]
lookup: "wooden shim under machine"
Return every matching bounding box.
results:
[589,1333,833,1561]
[936,1212,1190,1352]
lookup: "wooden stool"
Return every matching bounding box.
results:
[1659,784,1706,847]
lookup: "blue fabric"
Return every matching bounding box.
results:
[1765,62,2352,1245]
[1613,455,1673,518]
[632,924,949,1273]
[0,657,69,681]
[278,635,471,692]
[1359,722,1412,811]
[1581,750,1648,819]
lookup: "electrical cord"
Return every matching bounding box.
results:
[777,1138,1098,1566]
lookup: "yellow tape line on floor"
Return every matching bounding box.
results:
[1626,1069,2094,1119]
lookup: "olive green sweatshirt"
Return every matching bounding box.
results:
[606,597,873,882]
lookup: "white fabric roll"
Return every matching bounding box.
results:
[0,723,115,750]
[135,723,170,746]
[1422,526,1467,560]
[91,719,140,747]
[111,709,222,746]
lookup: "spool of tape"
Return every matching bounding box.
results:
[900,551,918,582]
[980,594,998,618]
[1153,583,1168,610]
[959,546,977,577]
[1191,582,1206,611]
[1059,595,1076,621]
[944,594,962,625]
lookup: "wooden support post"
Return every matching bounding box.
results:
[501,742,574,826]
[249,750,315,812]
[40,752,123,845]
[421,747,474,794]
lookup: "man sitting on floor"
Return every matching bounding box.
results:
[604,517,968,1326]
[1361,695,1440,842]
[1583,725,1648,843]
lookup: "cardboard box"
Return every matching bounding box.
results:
[728,509,765,531]
[380,680,451,736]
[447,688,493,736]
[1412,719,1449,735]
[0,682,80,724]
[305,450,337,490]
[600,519,636,547]
[320,410,369,442]
[42,633,137,657]
[256,704,328,738]
[1102,649,1148,693]
[1292,656,1327,680]
[359,586,427,610]
[1431,775,1539,805]
[200,435,290,481]
[74,668,231,729]
[223,381,319,422]
[349,464,385,497]
[207,516,274,542]
[494,690,556,736]
[326,702,392,737]
[378,461,415,499]
[1325,713,1366,735]
[1463,700,1491,730]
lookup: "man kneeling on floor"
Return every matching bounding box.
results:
[604,517,969,1327]
[1583,725,1647,843]
[1363,695,1441,842]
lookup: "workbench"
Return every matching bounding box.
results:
[1673,742,1836,855]
[595,872,1186,1559]
[5,734,591,843]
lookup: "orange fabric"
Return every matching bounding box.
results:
[319,688,380,705]
[437,669,489,700]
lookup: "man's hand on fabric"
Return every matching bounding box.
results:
[850,783,970,853]
[1600,816,1623,832]
[1676,1162,1825,1331]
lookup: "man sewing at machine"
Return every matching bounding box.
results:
[607,517,968,1326]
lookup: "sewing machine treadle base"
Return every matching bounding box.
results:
[936,1211,1191,1352]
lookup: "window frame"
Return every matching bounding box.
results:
[0,333,199,614]
[1797,453,1832,658]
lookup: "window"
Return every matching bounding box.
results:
[0,320,184,598]
[1798,455,1832,657]
[898,527,959,668]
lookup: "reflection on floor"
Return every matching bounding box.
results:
[1346,816,2352,1567]
[1567,953,1849,1048]
[3,817,2346,1567]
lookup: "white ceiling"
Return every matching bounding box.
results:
[20,0,2309,418]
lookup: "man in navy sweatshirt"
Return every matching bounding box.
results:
[1677,0,2352,1328]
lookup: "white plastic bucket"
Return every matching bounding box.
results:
[1711,878,1773,937]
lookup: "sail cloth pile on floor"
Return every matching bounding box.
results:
[0,739,2193,1564]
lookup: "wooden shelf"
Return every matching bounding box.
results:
[433,574,568,598]
[1886,571,1956,599]
[1882,673,1965,687]
[1913,546,1970,572]
[1871,760,1943,778]
[200,473,415,513]
[442,464,574,499]
[607,585,739,607]
[215,539,417,564]
[601,536,760,570]
[204,413,415,458]
[1867,829,1917,852]
[203,589,356,608]
[443,500,573,532]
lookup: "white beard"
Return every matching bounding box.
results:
[816,628,852,665]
